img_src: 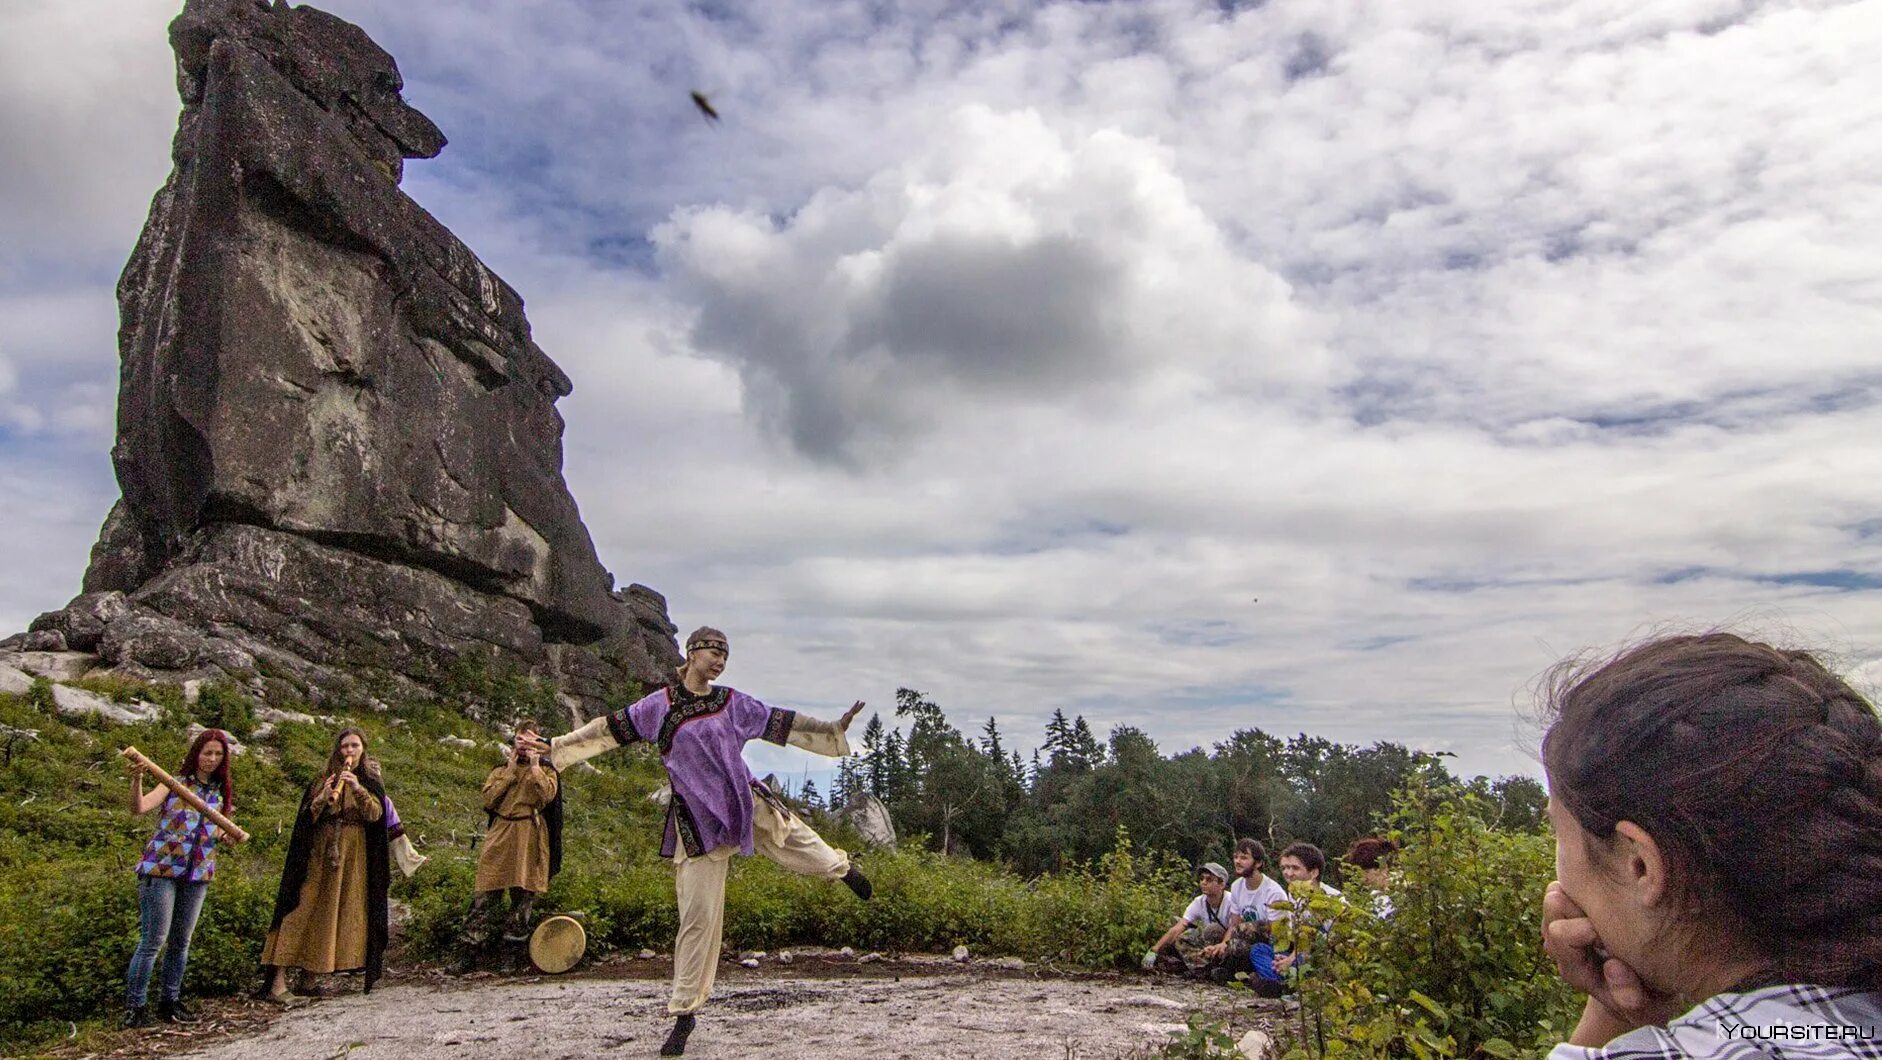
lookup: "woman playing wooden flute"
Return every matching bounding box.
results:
[259,728,391,1004]
[123,728,235,1028]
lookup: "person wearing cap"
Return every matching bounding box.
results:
[549,626,873,1056]
[1199,838,1288,984]
[1141,862,1238,981]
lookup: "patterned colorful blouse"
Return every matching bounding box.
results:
[134,779,224,883]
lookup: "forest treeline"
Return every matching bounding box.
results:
[813,688,1549,874]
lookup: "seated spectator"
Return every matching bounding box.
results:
[1142,862,1238,980]
[1205,838,1287,968]
[1540,633,1882,1057]
[1344,836,1399,919]
[1274,842,1344,974]
[1244,918,1287,998]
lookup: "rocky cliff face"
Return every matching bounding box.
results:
[8,0,679,715]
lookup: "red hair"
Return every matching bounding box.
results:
[179,728,235,813]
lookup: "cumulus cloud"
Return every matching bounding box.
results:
[5,0,1881,781]
[653,105,1319,462]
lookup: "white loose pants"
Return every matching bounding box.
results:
[668,799,850,1014]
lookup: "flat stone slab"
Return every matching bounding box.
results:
[50,683,162,725]
[176,964,1272,1060]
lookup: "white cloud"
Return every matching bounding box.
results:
[654,104,1320,461]
[4,0,1881,784]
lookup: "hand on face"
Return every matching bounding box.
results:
[1542,881,1679,1028]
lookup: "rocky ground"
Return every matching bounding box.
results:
[40,953,1287,1060]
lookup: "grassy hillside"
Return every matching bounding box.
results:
[0,679,1191,1055]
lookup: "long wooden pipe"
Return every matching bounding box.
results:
[120,745,250,844]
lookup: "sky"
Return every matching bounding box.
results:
[3,0,1880,785]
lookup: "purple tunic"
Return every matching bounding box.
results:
[606,685,796,858]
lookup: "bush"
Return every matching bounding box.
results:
[192,682,258,740]
[1278,776,1580,1059]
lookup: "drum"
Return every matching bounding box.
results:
[529,915,587,974]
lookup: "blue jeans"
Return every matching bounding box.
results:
[126,875,209,1007]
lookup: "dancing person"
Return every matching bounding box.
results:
[457,720,562,972]
[549,626,873,1056]
[123,728,234,1027]
[260,728,390,1003]
[1540,633,1882,1057]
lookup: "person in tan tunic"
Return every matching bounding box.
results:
[259,729,391,1003]
[456,720,563,971]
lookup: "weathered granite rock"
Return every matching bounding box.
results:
[51,685,164,726]
[21,630,67,653]
[0,666,34,696]
[838,793,898,848]
[4,652,99,682]
[29,0,680,713]
[29,591,132,652]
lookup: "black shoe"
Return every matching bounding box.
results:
[841,866,873,901]
[124,1006,153,1029]
[659,1014,697,1056]
[158,997,201,1024]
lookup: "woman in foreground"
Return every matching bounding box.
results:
[1541,633,1882,1057]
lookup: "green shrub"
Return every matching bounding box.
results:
[1279,776,1580,1059]
[192,682,258,740]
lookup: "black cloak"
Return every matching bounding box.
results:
[265,771,391,992]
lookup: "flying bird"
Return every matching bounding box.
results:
[690,91,720,124]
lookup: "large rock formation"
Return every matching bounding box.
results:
[10,0,678,713]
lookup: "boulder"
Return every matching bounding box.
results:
[21,630,67,653]
[4,651,98,682]
[100,609,209,670]
[50,685,163,725]
[0,665,34,696]
[29,591,132,652]
[951,945,970,963]
[46,0,679,713]
[1238,1030,1274,1059]
[837,793,898,848]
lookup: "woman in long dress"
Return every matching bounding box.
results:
[259,728,390,1003]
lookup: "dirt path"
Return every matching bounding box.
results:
[159,956,1280,1060]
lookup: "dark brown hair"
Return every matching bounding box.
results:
[1542,632,1882,988]
[323,727,377,781]
[1344,837,1398,871]
[179,728,234,813]
[1234,838,1269,864]
[1280,842,1325,876]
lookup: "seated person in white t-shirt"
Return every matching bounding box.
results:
[1274,841,1345,974]
[1140,862,1236,979]
[1203,838,1287,964]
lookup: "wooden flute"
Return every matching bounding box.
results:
[120,745,251,844]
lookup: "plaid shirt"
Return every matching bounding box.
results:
[1551,985,1882,1059]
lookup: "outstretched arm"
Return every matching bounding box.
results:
[551,716,627,770]
[783,700,866,758]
